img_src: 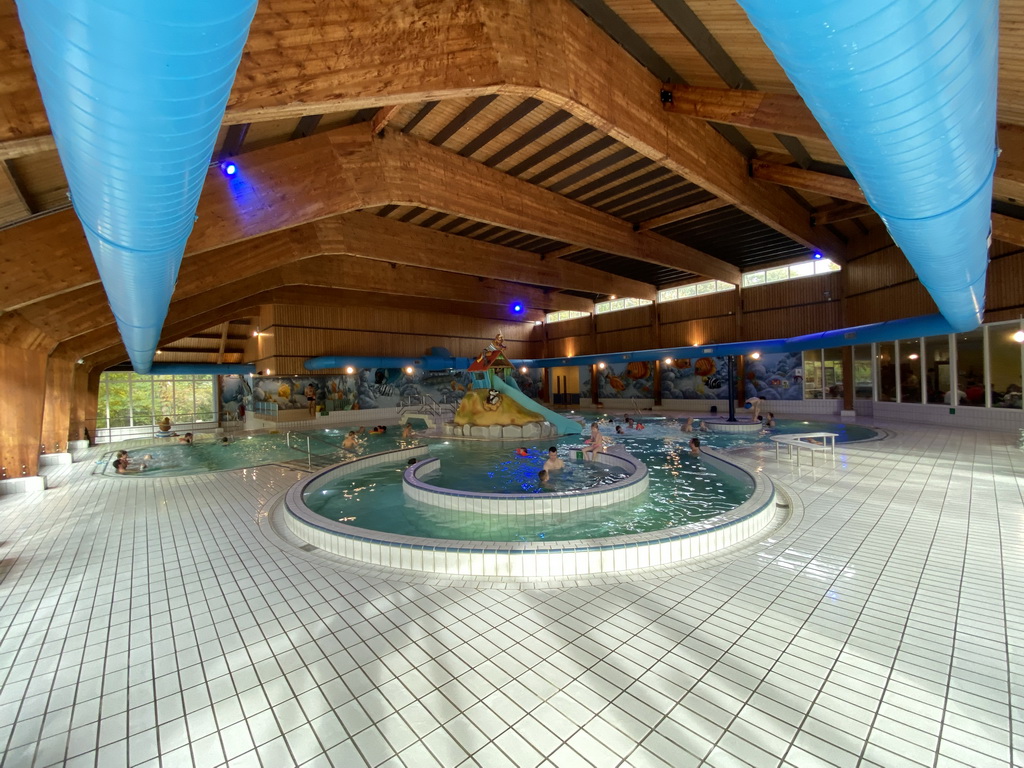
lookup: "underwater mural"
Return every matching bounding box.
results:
[742,351,805,401]
[241,368,477,413]
[660,356,731,400]
[580,361,656,400]
[219,375,252,420]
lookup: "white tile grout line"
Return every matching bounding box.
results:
[0,421,1020,767]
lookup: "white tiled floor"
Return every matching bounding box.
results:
[0,420,1021,767]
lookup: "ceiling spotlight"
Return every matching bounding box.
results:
[663,357,672,365]
[76,358,84,364]
[520,366,528,373]
[750,352,760,360]
[534,320,543,326]
[812,251,823,260]
[220,161,238,177]
[511,302,524,314]
[909,353,919,360]
[597,362,606,370]
[404,366,414,374]
[344,366,355,374]
[608,295,617,300]
[155,350,162,355]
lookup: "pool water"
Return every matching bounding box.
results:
[304,438,754,542]
[424,445,628,494]
[104,429,413,476]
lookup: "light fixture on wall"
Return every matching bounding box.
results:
[404,366,414,374]
[252,327,260,337]
[909,353,919,360]
[812,251,824,260]
[155,349,162,355]
[663,357,672,365]
[749,352,760,360]
[534,320,543,326]
[220,160,238,177]
[597,362,606,370]
[520,366,528,373]
[344,366,355,374]
[1014,330,1024,343]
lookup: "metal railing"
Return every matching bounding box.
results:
[89,409,222,444]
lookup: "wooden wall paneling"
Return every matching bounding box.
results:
[844,244,919,297]
[741,273,842,314]
[743,301,843,339]
[845,282,938,327]
[658,292,738,324]
[68,366,97,442]
[0,343,48,478]
[40,356,74,453]
[660,316,736,347]
[986,249,1024,317]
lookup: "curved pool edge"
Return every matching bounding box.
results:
[283,445,777,577]
[402,449,648,515]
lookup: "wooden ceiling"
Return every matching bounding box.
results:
[1,0,1022,368]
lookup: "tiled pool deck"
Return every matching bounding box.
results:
[0,419,1021,767]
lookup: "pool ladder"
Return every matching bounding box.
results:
[286,431,347,471]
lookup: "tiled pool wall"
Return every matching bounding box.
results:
[284,445,777,577]
[401,450,648,516]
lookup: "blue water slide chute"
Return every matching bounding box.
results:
[15,0,258,373]
[733,0,998,332]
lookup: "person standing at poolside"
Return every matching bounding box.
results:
[305,383,317,417]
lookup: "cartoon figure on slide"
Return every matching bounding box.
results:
[475,333,507,365]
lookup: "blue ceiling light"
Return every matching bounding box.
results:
[221,161,238,177]
[812,251,823,260]
[511,302,524,314]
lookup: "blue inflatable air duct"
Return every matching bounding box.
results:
[16,0,258,373]
[734,0,998,331]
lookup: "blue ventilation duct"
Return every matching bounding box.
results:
[16,1,258,373]
[510,313,957,369]
[734,0,999,331]
[305,355,474,372]
[145,363,256,376]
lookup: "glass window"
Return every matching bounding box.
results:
[594,298,651,314]
[989,323,1023,409]
[853,345,872,400]
[877,343,896,401]
[765,267,789,283]
[956,329,985,407]
[743,271,766,287]
[544,310,589,324]
[898,338,922,404]
[814,259,841,274]
[680,285,697,298]
[823,348,844,399]
[923,335,951,404]
[803,349,823,399]
[788,262,815,279]
[97,373,217,428]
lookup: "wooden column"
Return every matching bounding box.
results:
[842,347,855,411]
[69,365,98,442]
[0,342,48,478]
[40,356,76,453]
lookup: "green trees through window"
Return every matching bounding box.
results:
[98,373,217,429]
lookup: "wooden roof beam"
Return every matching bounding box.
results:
[637,198,729,231]
[0,0,841,256]
[662,84,828,142]
[1,123,729,309]
[66,261,579,362]
[811,200,874,226]
[751,160,867,205]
